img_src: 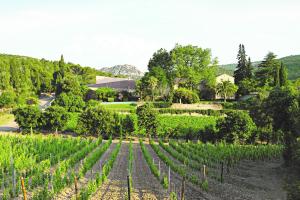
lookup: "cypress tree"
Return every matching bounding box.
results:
[234,44,247,85]
[274,65,280,87]
[245,57,253,79]
[58,54,65,78]
[55,55,66,95]
[279,62,288,86]
[234,44,253,97]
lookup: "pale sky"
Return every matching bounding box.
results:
[0,0,299,71]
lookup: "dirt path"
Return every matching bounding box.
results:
[55,142,116,200]
[91,143,129,200]
[0,120,18,132]
[130,143,168,200]
[146,144,212,200]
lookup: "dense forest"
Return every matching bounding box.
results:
[0,54,111,106]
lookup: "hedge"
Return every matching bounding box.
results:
[157,108,234,116]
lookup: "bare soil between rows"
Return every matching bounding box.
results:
[91,143,129,200]
[130,143,168,200]
[158,143,289,200]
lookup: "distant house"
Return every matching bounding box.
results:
[173,74,235,100]
[216,73,234,84]
[215,73,235,99]
[87,76,136,92]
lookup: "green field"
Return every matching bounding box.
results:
[101,103,137,112]
[157,115,218,136]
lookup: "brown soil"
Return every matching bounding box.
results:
[91,143,129,200]
[160,144,288,200]
[146,144,212,200]
[130,143,168,200]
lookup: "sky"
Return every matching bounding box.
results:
[0,0,299,72]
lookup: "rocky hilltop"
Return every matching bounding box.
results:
[100,64,144,80]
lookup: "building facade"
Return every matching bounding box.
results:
[87,76,136,92]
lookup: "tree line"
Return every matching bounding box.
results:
[137,44,290,103]
[0,54,111,108]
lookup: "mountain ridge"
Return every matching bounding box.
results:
[218,54,300,80]
[100,64,144,80]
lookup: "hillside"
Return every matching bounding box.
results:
[0,53,111,94]
[218,55,300,80]
[100,64,144,80]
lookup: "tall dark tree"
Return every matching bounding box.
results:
[0,60,11,91]
[54,55,67,95]
[274,64,280,87]
[245,57,253,78]
[279,62,288,87]
[255,52,280,87]
[234,44,247,85]
[234,44,253,96]
[10,59,23,92]
[58,54,66,78]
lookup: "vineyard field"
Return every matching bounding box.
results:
[0,133,288,200]
[157,115,218,136]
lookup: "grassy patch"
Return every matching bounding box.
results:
[101,103,137,112]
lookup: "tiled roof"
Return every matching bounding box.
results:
[88,76,136,90]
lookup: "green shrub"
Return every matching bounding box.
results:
[76,106,117,138]
[199,124,218,143]
[0,90,16,108]
[201,179,209,191]
[220,102,236,109]
[41,106,69,132]
[162,176,169,189]
[96,87,116,101]
[216,110,256,144]
[157,108,233,116]
[64,112,79,132]
[53,92,85,112]
[136,103,159,137]
[169,192,177,200]
[26,97,39,105]
[86,100,101,108]
[152,101,172,108]
[13,105,42,133]
[107,97,114,102]
[122,114,137,137]
[173,88,199,104]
